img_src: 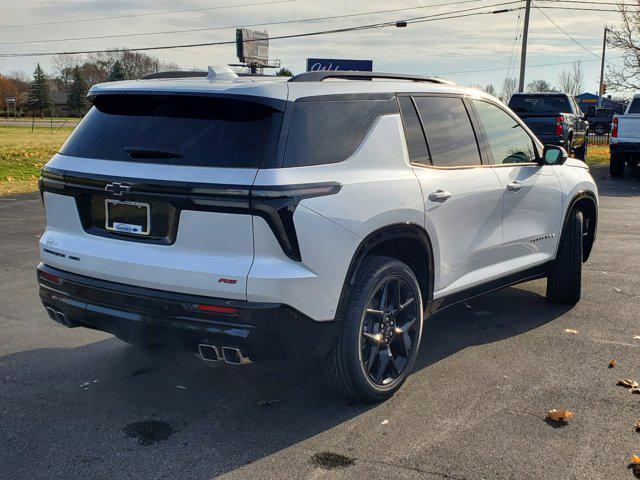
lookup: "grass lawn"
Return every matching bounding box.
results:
[0,126,74,196]
[0,125,614,197]
[585,143,609,166]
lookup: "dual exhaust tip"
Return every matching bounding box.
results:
[198,344,251,365]
[45,306,69,326]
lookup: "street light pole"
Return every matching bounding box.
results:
[518,0,532,92]
[598,26,607,107]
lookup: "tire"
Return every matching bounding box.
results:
[547,210,583,305]
[594,124,606,136]
[610,152,625,178]
[574,136,588,161]
[322,255,424,402]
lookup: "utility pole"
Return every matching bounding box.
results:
[598,26,607,107]
[518,0,532,92]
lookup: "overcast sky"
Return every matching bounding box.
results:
[0,0,626,94]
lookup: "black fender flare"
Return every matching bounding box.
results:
[559,190,598,261]
[334,223,435,321]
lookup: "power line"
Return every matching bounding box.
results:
[536,6,633,12]
[433,54,624,75]
[534,5,600,58]
[0,0,297,29]
[537,0,634,5]
[0,0,517,47]
[0,4,522,58]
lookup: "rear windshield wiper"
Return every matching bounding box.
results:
[125,147,182,159]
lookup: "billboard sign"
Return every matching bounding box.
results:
[236,28,269,64]
[306,58,373,72]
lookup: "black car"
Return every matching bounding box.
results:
[508,93,589,160]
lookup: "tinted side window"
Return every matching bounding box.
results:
[398,96,429,164]
[472,100,537,164]
[283,98,397,167]
[413,96,481,167]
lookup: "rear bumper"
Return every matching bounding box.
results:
[37,263,339,361]
[610,142,640,154]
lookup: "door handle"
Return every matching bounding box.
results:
[429,190,452,202]
[506,182,523,192]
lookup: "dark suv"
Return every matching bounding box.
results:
[508,93,589,160]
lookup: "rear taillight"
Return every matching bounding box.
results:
[555,116,564,136]
[612,117,619,137]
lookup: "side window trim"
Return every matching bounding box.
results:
[409,93,484,169]
[469,98,543,166]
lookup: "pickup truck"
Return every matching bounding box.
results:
[610,94,640,177]
[588,107,614,135]
[508,92,589,160]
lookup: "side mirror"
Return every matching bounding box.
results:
[542,145,568,165]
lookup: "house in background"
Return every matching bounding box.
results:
[52,91,69,117]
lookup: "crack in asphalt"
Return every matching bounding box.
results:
[584,267,640,277]
[355,457,468,479]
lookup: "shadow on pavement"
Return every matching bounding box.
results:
[590,164,640,197]
[1,283,568,479]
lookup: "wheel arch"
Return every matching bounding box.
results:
[562,190,598,261]
[335,223,434,320]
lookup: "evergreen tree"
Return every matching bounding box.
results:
[67,66,88,116]
[275,67,293,77]
[106,60,126,81]
[26,64,52,115]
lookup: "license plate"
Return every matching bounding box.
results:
[105,199,150,236]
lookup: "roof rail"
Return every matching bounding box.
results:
[142,71,207,80]
[288,71,454,85]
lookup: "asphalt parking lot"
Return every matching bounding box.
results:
[1,165,639,480]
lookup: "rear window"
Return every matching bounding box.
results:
[283,97,397,167]
[60,94,283,168]
[628,98,640,113]
[508,95,571,114]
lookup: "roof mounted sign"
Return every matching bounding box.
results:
[306,58,373,72]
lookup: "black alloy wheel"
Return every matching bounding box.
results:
[360,276,419,386]
[322,255,424,402]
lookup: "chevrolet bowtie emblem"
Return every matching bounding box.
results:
[105,182,132,196]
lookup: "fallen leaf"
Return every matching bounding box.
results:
[381,419,389,425]
[547,409,574,422]
[634,336,640,340]
[609,360,618,368]
[635,421,640,432]
[564,329,579,334]
[618,379,640,389]
[631,388,640,395]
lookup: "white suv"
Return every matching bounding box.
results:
[38,69,598,401]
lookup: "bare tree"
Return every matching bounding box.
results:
[558,62,584,95]
[50,54,77,88]
[606,1,640,91]
[482,84,497,96]
[527,79,557,92]
[500,77,518,103]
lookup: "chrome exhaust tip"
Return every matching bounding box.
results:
[221,347,252,365]
[197,344,221,362]
[45,306,57,321]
